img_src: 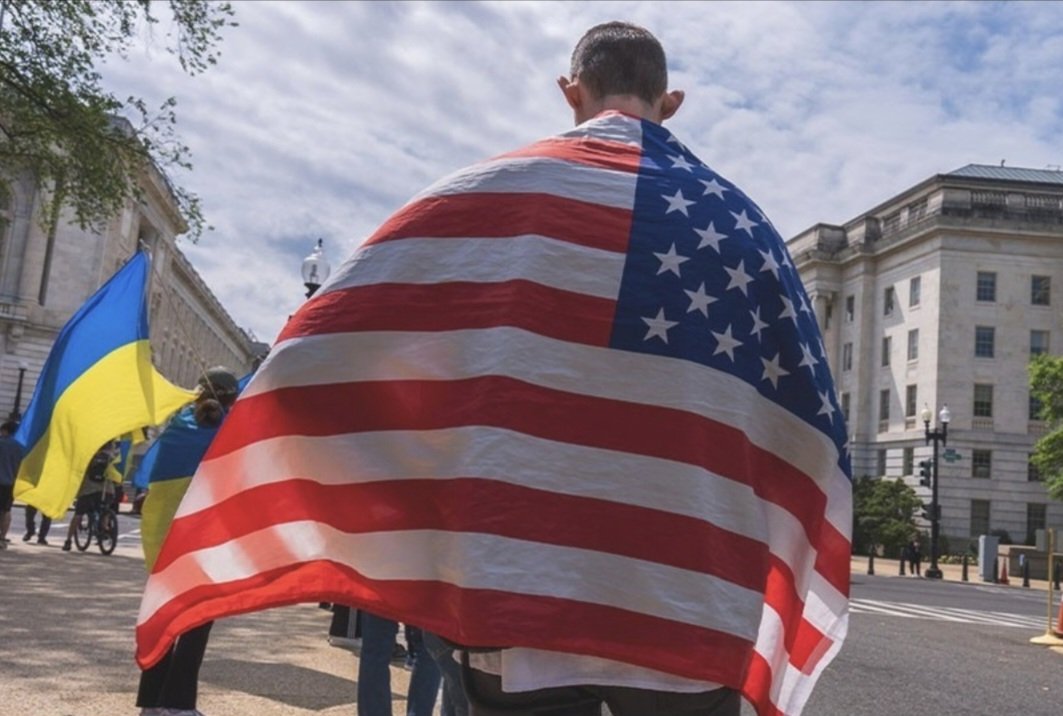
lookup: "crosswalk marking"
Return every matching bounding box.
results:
[850,598,1046,630]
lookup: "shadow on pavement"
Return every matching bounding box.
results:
[202,658,357,710]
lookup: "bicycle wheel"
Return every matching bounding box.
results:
[73,514,92,551]
[97,509,118,555]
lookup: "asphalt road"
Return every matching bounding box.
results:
[4,512,1062,715]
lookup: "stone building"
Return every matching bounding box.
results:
[0,161,259,419]
[789,164,1063,546]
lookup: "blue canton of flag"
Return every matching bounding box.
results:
[611,120,849,472]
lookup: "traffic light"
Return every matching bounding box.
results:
[920,503,940,521]
[918,460,932,487]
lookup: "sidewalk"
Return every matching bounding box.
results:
[850,554,1058,592]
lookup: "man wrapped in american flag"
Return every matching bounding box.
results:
[137,21,851,716]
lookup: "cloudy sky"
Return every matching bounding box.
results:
[102,0,1063,345]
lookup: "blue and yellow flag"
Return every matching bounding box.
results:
[14,251,195,518]
[138,406,219,570]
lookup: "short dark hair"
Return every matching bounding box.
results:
[570,22,667,106]
[1,420,18,435]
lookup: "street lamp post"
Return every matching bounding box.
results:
[9,359,28,421]
[921,403,951,579]
[301,238,331,298]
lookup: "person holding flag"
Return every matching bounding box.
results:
[136,367,240,716]
[137,21,851,716]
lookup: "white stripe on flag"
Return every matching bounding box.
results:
[323,236,626,300]
[139,525,764,639]
[412,156,639,208]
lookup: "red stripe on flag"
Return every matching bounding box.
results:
[137,559,755,688]
[279,280,618,345]
[494,137,643,172]
[742,652,786,716]
[763,558,829,674]
[207,377,848,594]
[155,477,769,593]
[363,193,633,253]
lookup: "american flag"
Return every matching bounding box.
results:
[136,111,851,715]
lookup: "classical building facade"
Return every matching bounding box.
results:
[789,164,1063,546]
[0,163,259,419]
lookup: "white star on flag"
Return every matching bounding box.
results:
[749,307,769,340]
[799,293,813,314]
[779,296,799,325]
[663,189,696,216]
[758,248,780,278]
[760,352,790,388]
[668,154,695,172]
[799,343,819,374]
[642,308,678,343]
[700,178,727,199]
[654,243,689,277]
[666,133,687,152]
[694,222,727,252]
[731,209,758,237]
[724,260,754,295]
[684,282,717,317]
[711,324,742,360]
[817,391,836,422]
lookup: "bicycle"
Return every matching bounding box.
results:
[72,481,119,555]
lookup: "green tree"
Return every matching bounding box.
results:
[0,0,235,240]
[852,475,922,557]
[1029,354,1063,500]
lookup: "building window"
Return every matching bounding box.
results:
[879,389,890,422]
[971,499,991,536]
[1028,503,1047,542]
[905,385,918,417]
[841,392,850,422]
[903,447,914,476]
[1031,330,1050,357]
[1030,394,1044,421]
[845,295,854,323]
[0,181,10,242]
[977,271,997,302]
[884,286,895,316]
[974,384,994,418]
[842,342,853,372]
[1032,275,1051,306]
[974,326,995,358]
[877,449,887,476]
[824,302,832,329]
[909,276,921,307]
[907,329,919,361]
[1029,456,1043,482]
[881,336,891,366]
[972,449,992,479]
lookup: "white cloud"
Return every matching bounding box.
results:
[99,0,1063,343]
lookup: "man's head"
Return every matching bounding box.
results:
[195,366,239,427]
[0,421,17,437]
[558,21,684,125]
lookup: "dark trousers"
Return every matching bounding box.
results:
[24,505,51,540]
[461,656,741,716]
[329,604,356,638]
[136,621,213,710]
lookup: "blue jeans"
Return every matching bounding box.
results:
[358,612,441,716]
[422,631,470,716]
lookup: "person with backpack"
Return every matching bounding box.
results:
[61,442,118,551]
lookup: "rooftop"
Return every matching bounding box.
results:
[947,164,1063,185]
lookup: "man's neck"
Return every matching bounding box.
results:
[581,94,659,124]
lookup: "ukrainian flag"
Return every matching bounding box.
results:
[14,251,194,518]
[138,405,219,570]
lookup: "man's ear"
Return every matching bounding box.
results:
[557,76,583,113]
[659,89,685,121]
